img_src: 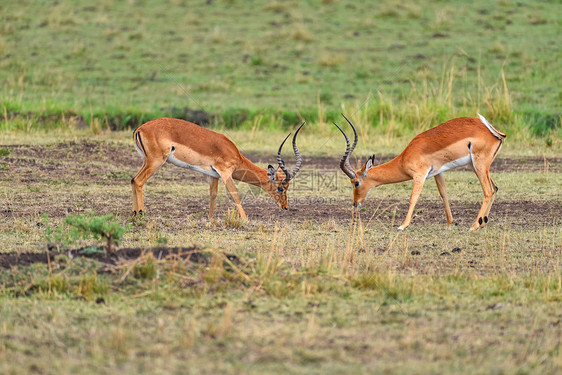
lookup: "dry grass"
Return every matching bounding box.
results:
[318,54,346,67]
[0,132,560,374]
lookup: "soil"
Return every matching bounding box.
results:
[0,140,560,229]
[0,246,239,269]
[1,140,560,184]
[0,140,559,271]
[138,196,561,228]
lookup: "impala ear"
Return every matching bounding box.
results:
[363,155,375,177]
[267,165,277,182]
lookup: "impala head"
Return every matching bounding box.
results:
[265,122,305,210]
[333,114,376,207]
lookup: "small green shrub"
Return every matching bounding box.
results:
[44,212,130,253]
[250,55,264,66]
[65,213,130,253]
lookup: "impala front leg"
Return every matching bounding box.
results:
[221,175,248,221]
[398,176,426,230]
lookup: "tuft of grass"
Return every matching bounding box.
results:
[133,256,158,280]
[75,271,108,300]
[318,54,346,67]
[224,208,246,229]
[210,26,224,44]
[292,24,314,42]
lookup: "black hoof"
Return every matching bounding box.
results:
[484,216,488,223]
[478,217,483,225]
[138,210,144,215]
[132,211,137,216]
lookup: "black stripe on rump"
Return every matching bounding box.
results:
[493,139,503,158]
[137,131,147,156]
[132,131,147,184]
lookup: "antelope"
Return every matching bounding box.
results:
[131,118,304,220]
[334,114,506,231]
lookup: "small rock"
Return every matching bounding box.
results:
[486,303,504,310]
[440,251,451,256]
[452,247,462,253]
[411,250,421,255]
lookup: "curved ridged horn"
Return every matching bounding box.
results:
[277,122,305,183]
[333,114,358,179]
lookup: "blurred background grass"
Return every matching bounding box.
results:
[0,0,560,137]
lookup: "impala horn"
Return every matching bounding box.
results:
[333,114,358,179]
[277,122,305,184]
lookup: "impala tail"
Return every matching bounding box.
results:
[477,113,506,140]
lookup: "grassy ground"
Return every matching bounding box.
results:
[0,136,560,374]
[1,0,561,135]
[1,0,561,373]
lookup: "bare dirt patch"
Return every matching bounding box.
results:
[1,140,559,186]
[0,246,239,269]
[145,197,561,229]
[0,140,559,230]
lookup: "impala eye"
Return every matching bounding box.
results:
[277,186,284,193]
[354,181,360,188]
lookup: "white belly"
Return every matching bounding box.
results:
[167,152,221,178]
[426,154,472,179]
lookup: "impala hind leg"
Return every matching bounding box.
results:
[398,176,426,230]
[470,167,496,231]
[221,174,248,221]
[478,172,498,226]
[483,176,499,218]
[132,179,140,214]
[131,157,166,215]
[209,177,219,219]
[434,173,454,228]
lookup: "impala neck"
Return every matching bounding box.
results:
[231,156,270,187]
[367,156,410,186]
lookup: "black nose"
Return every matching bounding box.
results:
[284,207,288,210]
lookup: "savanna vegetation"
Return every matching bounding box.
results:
[0,0,560,374]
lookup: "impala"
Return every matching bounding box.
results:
[131,118,305,220]
[334,114,506,231]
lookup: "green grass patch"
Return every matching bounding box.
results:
[0,0,560,138]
